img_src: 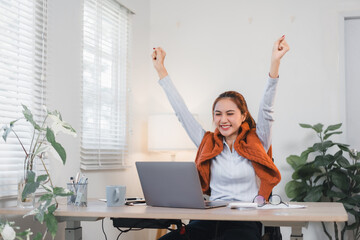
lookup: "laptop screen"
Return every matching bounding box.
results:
[136,161,207,208]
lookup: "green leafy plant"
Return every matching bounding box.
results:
[285,123,360,240]
[2,105,76,239]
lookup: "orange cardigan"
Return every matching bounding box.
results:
[195,122,281,199]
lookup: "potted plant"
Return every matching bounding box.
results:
[285,123,360,240]
[2,105,76,239]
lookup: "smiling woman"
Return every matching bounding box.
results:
[151,36,289,240]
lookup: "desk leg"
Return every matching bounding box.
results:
[262,221,307,240]
[65,221,82,240]
[290,226,303,240]
[57,216,100,240]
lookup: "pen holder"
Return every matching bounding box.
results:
[67,182,88,207]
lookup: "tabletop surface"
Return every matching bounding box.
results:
[0,199,348,223]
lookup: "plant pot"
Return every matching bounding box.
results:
[17,171,35,208]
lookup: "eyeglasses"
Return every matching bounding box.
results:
[252,194,289,207]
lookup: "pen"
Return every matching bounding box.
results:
[75,172,80,184]
[70,177,76,191]
[70,177,77,203]
[74,175,88,206]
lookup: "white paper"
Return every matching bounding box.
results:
[257,204,306,209]
[228,202,306,210]
[228,202,257,209]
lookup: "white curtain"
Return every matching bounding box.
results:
[0,0,48,197]
[81,0,132,170]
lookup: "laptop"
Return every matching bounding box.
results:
[135,161,227,209]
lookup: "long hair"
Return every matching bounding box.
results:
[212,91,256,129]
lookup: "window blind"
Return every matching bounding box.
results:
[0,0,48,197]
[81,0,132,170]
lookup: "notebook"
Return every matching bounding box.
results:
[135,161,227,209]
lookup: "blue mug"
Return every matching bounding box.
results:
[106,185,126,207]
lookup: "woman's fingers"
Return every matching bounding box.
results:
[152,48,156,59]
[279,39,290,52]
[152,47,166,63]
[155,47,166,58]
[152,48,158,60]
[274,35,285,50]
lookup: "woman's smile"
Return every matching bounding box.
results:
[220,124,231,130]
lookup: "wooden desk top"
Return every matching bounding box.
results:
[0,199,347,223]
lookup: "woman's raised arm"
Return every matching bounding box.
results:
[151,47,206,147]
[256,36,290,151]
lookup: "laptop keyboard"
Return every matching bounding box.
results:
[205,201,227,208]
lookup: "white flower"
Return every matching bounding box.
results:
[1,223,16,240]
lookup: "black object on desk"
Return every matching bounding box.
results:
[111,218,182,229]
[125,198,146,205]
[113,198,182,229]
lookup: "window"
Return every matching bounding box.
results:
[81,0,132,170]
[0,0,48,197]
[344,17,360,149]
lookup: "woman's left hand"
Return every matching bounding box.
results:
[272,35,290,62]
[269,35,290,78]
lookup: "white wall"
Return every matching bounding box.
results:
[149,0,360,239]
[5,0,360,239]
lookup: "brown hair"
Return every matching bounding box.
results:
[212,91,256,129]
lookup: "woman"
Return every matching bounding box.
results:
[151,36,290,240]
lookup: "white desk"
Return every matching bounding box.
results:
[0,199,348,240]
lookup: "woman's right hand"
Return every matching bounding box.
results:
[152,47,168,79]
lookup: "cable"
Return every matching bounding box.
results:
[113,219,184,239]
[115,227,144,240]
[116,231,123,240]
[101,219,108,240]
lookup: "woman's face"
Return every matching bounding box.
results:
[214,98,246,141]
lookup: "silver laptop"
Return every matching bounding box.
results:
[135,161,227,209]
